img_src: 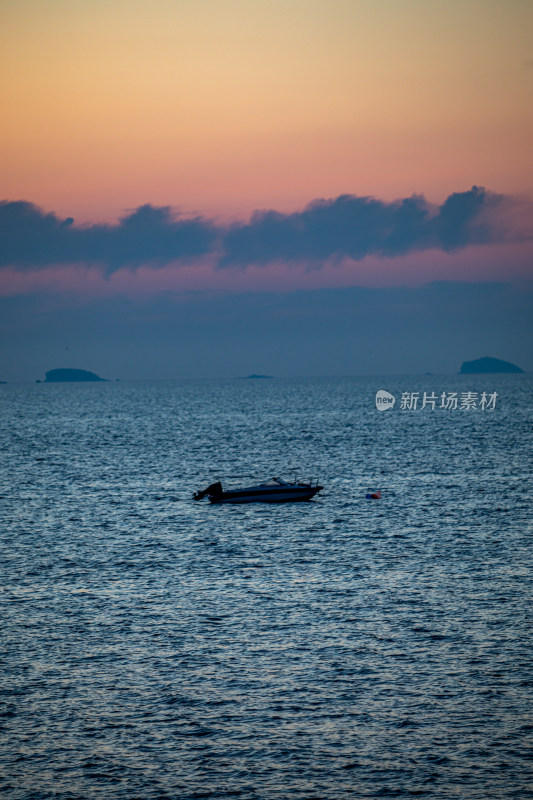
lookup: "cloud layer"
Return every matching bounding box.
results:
[2,280,532,381]
[0,202,217,273]
[1,187,531,274]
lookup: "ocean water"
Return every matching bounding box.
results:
[1,375,531,800]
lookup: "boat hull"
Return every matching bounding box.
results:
[210,486,322,504]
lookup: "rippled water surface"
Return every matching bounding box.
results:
[1,376,532,799]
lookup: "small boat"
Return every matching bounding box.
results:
[193,477,323,504]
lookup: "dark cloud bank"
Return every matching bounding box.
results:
[1,187,530,272]
[0,203,217,272]
[2,281,532,379]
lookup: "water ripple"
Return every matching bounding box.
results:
[0,376,531,799]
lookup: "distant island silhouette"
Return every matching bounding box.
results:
[240,374,273,379]
[460,357,523,374]
[42,368,107,382]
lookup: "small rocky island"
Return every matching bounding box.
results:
[41,368,107,382]
[460,357,523,374]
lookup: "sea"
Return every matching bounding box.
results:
[1,375,532,800]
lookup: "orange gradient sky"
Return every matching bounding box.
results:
[1,0,532,223]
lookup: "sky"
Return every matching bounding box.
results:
[1,0,532,380]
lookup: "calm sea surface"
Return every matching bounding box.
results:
[1,376,532,799]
